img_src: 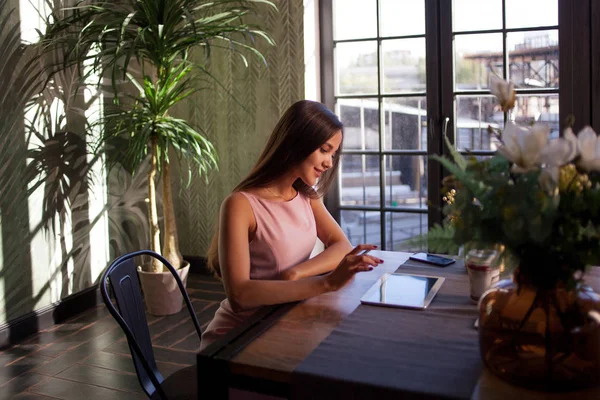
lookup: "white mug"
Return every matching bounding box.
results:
[466,263,499,303]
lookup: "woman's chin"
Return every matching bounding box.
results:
[300,176,317,186]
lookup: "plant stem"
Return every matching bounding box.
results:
[510,289,541,351]
[549,290,576,363]
[544,294,554,383]
[161,159,183,268]
[147,136,162,272]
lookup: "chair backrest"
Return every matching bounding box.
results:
[100,250,202,400]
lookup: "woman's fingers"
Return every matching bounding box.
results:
[349,264,374,273]
[348,258,380,270]
[360,254,383,265]
[348,244,378,256]
[347,254,382,266]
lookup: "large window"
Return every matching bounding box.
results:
[329,0,429,250]
[322,0,567,251]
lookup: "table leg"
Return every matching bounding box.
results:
[197,353,229,399]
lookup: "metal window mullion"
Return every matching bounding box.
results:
[335,33,426,44]
[453,25,559,36]
[458,150,495,156]
[339,205,428,214]
[478,97,483,147]
[502,0,508,125]
[455,88,559,96]
[502,0,508,76]
[388,109,393,217]
[360,101,367,208]
[337,92,427,99]
[431,0,451,230]
[376,0,386,250]
[342,149,427,156]
[360,101,366,151]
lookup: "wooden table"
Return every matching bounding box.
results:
[197,251,600,399]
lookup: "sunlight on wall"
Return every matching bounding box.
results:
[304,0,320,101]
[26,97,72,309]
[304,0,325,256]
[18,0,50,44]
[84,68,109,282]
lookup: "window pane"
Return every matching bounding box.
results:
[385,212,427,251]
[382,38,426,94]
[454,33,504,91]
[513,94,559,137]
[336,41,378,95]
[341,210,381,247]
[340,155,380,206]
[337,99,380,151]
[455,96,503,151]
[383,97,427,150]
[333,0,377,40]
[384,155,427,209]
[453,0,502,32]
[505,0,557,29]
[507,30,559,89]
[379,0,425,37]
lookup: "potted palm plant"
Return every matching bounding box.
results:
[42,0,275,314]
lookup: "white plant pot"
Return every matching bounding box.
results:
[138,261,190,316]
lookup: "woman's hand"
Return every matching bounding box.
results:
[324,244,382,291]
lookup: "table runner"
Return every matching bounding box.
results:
[292,260,482,400]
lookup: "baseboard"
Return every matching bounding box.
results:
[0,258,209,348]
[184,255,212,275]
[0,284,102,349]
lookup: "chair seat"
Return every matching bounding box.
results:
[151,365,197,400]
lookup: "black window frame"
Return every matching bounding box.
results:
[320,0,597,250]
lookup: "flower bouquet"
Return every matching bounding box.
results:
[428,76,600,391]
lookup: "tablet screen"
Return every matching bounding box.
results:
[360,273,444,309]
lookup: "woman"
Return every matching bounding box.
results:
[201,100,382,350]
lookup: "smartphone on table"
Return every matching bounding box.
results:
[409,252,455,267]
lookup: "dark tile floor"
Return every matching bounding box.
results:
[0,274,225,400]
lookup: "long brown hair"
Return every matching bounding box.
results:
[207,100,344,277]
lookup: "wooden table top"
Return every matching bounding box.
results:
[230,251,410,381]
[226,250,600,399]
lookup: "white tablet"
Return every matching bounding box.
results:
[360,273,445,310]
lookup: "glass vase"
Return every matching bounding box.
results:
[478,273,600,391]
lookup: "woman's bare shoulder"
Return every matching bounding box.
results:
[220,192,257,231]
[222,192,251,213]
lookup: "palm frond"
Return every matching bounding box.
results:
[40,0,273,184]
[42,0,276,89]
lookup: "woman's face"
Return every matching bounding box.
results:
[297,130,343,186]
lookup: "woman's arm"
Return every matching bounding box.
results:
[219,193,378,312]
[280,198,354,281]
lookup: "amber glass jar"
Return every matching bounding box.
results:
[478,274,600,391]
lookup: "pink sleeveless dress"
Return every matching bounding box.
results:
[199,191,317,350]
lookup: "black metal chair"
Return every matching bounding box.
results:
[101,250,202,399]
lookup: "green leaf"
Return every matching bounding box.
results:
[443,132,467,171]
[431,155,486,198]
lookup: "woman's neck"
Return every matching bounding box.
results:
[268,175,298,199]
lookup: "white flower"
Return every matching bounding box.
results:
[498,122,549,172]
[539,127,578,167]
[490,76,516,112]
[575,126,600,171]
[538,166,561,208]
